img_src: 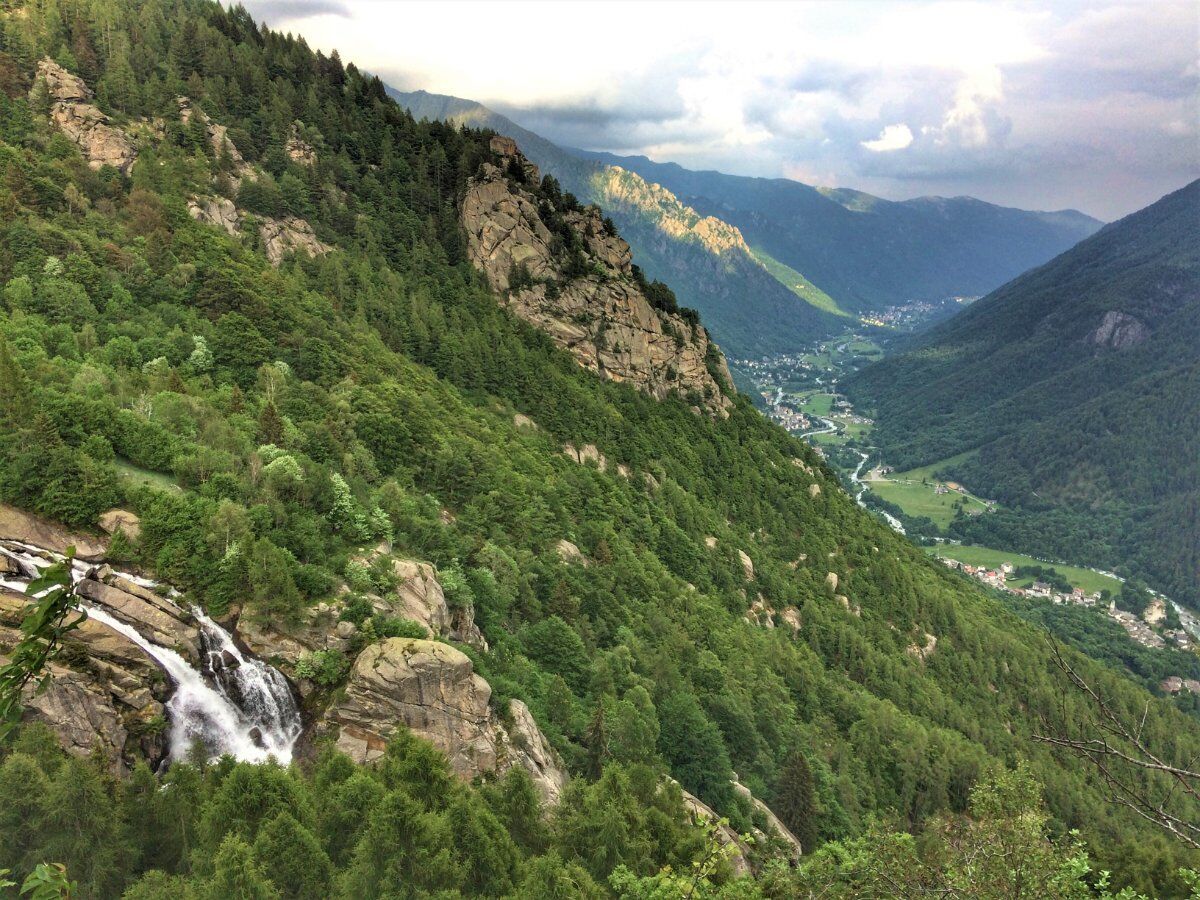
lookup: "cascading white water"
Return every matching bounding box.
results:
[1,541,301,765]
[192,608,302,761]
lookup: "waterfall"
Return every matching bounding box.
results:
[1,541,301,765]
[193,608,302,761]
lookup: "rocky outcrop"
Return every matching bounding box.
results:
[563,442,608,472]
[187,196,329,268]
[731,777,803,862]
[33,58,137,174]
[391,559,452,636]
[0,503,107,561]
[324,637,570,801]
[75,573,199,663]
[906,631,938,661]
[258,215,331,267]
[371,557,487,652]
[1091,310,1149,350]
[177,96,253,180]
[328,638,496,775]
[746,597,801,636]
[555,539,588,566]
[98,509,141,542]
[498,699,570,806]
[238,602,350,673]
[738,550,755,580]
[285,122,317,166]
[463,137,732,415]
[675,782,752,877]
[187,196,240,236]
[0,586,168,772]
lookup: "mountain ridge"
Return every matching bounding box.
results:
[846,179,1200,604]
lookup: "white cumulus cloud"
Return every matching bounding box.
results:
[861,123,914,152]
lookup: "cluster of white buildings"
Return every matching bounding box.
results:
[1161,676,1200,694]
[941,557,1198,655]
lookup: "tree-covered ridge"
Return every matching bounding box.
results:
[846,181,1200,604]
[0,0,1197,896]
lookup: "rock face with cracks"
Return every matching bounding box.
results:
[33,58,137,174]
[463,136,733,415]
[324,637,569,802]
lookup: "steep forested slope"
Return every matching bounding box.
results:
[579,149,1103,313]
[847,181,1200,604]
[0,1,1197,897]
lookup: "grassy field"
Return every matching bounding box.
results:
[798,392,835,416]
[927,544,1121,595]
[895,450,979,483]
[114,459,181,493]
[866,477,990,527]
[847,339,884,358]
[750,247,852,319]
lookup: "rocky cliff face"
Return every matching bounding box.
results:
[323,636,568,803]
[32,58,137,174]
[0,566,171,772]
[463,137,732,415]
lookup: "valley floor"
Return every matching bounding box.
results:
[735,327,1200,693]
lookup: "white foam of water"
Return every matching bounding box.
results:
[83,604,299,764]
[193,609,302,758]
[1,539,301,765]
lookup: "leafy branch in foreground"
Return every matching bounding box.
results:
[1035,641,1200,849]
[0,556,84,744]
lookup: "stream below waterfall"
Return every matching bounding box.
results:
[0,540,301,765]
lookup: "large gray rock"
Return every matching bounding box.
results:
[0,503,107,561]
[1,586,167,772]
[675,782,752,877]
[258,215,331,267]
[498,699,569,806]
[463,138,732,415]
[74,577,199,662]
[329,638,497,777]
[33,58,136,174]
[98,509,141,542]
[731,777,803,862]
[389,559,451,636]
[187,196,240,236]
[326,639,567,802]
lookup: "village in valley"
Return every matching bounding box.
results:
[733,327,1200,699]
[937,555,1192,652]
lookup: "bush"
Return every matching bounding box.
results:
[295,650,349,687]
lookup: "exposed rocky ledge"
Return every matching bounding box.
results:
[32,58,137,174]
[187,196,331,267]
[323,636,569,803]
[0,579,169,773]
[0,503,107,561]
[258,215,332,267]
[463,136,732,415]
[1090,309,1149,350]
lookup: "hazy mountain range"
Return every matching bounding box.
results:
[393,88,1103,356]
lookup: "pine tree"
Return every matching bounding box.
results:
[774,751,818,851]
[202,835,279,900]
[256,401,284,446]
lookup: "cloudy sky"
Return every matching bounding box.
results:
[243,1,1198,220]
